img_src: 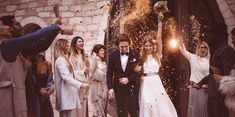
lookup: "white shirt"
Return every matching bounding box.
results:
[180,46,210,83]
[120,53,129,71]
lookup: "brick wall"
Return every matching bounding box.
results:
[216,0,235,47]
[0,0,110,61]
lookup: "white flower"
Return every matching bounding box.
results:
[154,1,169,14]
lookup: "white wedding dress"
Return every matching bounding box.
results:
[139,55,178,117]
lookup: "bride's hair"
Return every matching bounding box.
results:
[141,38,161,65]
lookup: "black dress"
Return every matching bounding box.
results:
[34,63,54,117]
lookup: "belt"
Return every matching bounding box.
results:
[143,72,158,76]
[0,81,14,88]
[189,81,197,85]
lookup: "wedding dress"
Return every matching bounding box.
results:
[139,55,178,117]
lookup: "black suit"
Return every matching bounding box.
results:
[107,49,140,117]
[198,43,235,117]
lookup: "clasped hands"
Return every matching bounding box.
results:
[39,86,54,97]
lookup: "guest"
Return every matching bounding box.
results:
[179,41,210,117]
[214,28,235,116]
[54,39,89,117]
[32,52,54,117]
[69,36,90,117]
[89,44,108,117]
[22,24,42,117]
[0,17,73,117]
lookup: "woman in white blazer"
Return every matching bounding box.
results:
[54,39,89,117]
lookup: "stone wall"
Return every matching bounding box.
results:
[0,0,110,61]
[216,0,235,46]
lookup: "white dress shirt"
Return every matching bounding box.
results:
[120,53,129,71]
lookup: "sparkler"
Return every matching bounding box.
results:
[169,38,178,48]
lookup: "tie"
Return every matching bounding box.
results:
[121,52,129,56]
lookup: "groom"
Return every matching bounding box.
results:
[107,34,140,117]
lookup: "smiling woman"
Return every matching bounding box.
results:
[179,40,210,117]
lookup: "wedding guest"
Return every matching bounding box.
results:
[0,17,73,117]
[214,28,235,116]
[32,52,54,117]
[54,39,89,117]
[179,41,210,117]
[69,36,90,117]
[89,44,108,117]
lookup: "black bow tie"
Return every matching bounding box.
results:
[121,52,129,56]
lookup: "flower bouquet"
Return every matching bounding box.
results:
[154,1,169,14]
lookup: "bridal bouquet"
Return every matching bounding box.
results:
[154,1,169,14]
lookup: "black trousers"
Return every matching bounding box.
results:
[207,98,229,117]
[114,88,138,117]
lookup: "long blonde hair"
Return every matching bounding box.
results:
[141,30,162,65]
[141,38,161,66]
[54,39,73,72]
[195,41,210,59]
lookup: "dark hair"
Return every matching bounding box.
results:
[22,23,41,35]
[116,34,131,46]
[70,36,86,61]
[0,15,15,27]
[22,24,44,73]
[91,44,106,61]
[231,27,235,36]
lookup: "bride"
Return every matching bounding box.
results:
[135,13,178,117]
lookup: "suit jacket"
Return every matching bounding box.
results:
[54,57,82,111]
[198,43,235,98]
[107,49,140,93]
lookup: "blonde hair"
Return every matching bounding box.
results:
[195,41,210,59]
[54,39,73,72]
[141,38,161,66]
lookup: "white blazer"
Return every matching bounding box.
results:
[54,57,82,111]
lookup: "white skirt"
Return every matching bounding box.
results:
[139,75,178,117]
